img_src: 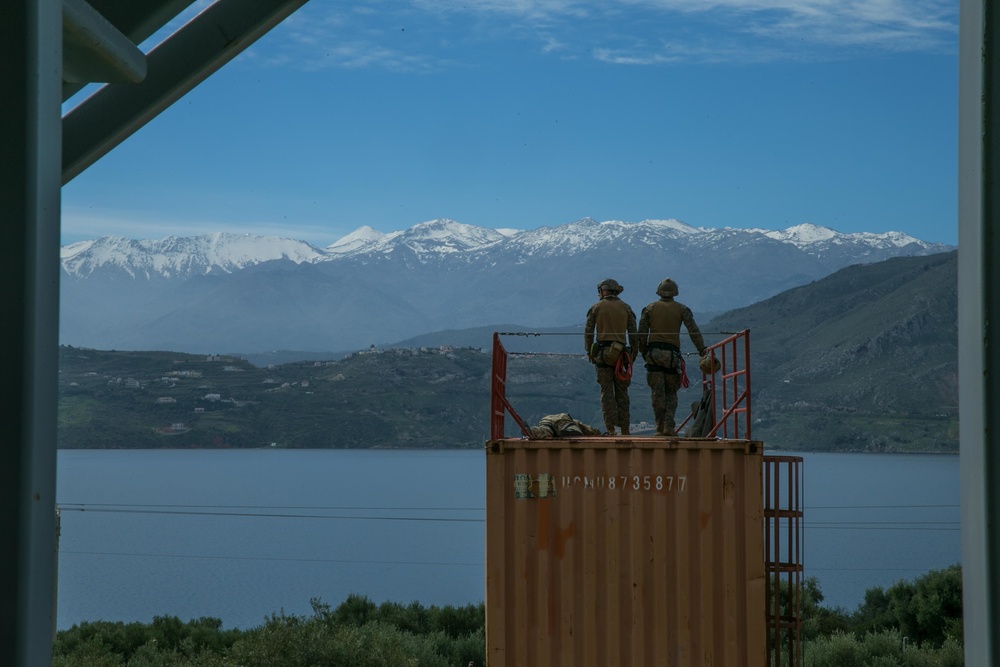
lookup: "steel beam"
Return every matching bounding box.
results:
[62,0,196,101]
[959,0,1000,663]
[63,0,147,84]
[0,1,63,665]
[62,0,309,183]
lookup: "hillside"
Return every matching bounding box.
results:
[57,251,959,452]
[57,346,624,449]
[709,251,958,452]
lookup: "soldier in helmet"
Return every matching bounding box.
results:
[584,278,638,436]
[635,278,707,437]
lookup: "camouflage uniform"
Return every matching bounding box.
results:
[584,281,637,435]
[636,279,706,436]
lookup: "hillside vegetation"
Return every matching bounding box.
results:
[711,251,957,452]
[51,567,964,666]
[58,251,958,452]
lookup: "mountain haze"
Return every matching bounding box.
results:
[60,218,952,355]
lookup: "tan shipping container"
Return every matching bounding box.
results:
[485,437,766,667]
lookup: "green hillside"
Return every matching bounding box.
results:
[708,251,958,452]
[57,345,626,449]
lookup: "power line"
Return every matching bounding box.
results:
[59,501,957,511]
[806,504,959,510]
[55,503,959,572]
[807,567,957,573]
[59,502,485,511]
[806,526,959,531]
[58,506,484,523]
[59,549,482,567]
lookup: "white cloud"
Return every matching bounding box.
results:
[139,0,959,71]
[60,206,350,248]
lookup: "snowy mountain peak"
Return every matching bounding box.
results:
[758,223,929,250]
[326,226,385,255]
[61,233,327,279]
[359,218,507,256]
[641,218,701,234]
[761,223,838,246]
[403,219,505,246]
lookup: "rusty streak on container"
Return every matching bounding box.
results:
[485,437,766,667]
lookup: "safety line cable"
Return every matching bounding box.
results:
[58,506,483,523]
[59,549,482,567]
[59,502,485,511]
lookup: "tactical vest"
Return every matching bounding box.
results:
[591,297,632,345]
[642,299,688,349]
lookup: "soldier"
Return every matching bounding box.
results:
[584,278,637,436]
[635,278,708,437]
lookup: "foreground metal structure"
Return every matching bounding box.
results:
[2,2,306,665]
[958,1,1000,663]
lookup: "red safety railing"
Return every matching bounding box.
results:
[490,333,533,440]
[491,330,753,440]
[676,329,752,439]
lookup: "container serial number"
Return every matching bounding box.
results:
[562,475,687,492]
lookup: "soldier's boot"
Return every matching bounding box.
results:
[620,425,631,436]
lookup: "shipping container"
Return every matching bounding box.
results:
[485,437,766,667]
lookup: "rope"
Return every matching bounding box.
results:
[615,349,632,381]
[679,357,689,388]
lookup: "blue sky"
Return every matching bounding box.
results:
[61,0,959,247]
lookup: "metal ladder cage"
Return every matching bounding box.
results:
[764,455,805,667]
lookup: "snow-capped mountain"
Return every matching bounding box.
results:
[59,217,953,354]
[61,232,327,279]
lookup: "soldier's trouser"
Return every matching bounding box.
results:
[647,369,682,435]
[596,366,630,431]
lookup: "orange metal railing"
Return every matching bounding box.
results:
[675,329,753,439]
[491,330,753,440]
[490,333,533,440]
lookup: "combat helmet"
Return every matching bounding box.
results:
[597,278,624,294]
[699,353,720,375]
[656,278,679,298]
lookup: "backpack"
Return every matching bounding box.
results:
[531,413,602,439]
[686,385,716,437]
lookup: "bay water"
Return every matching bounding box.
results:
[56,448,960,630]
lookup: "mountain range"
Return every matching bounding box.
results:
[60,218,952,355]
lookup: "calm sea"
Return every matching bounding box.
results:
[55,448,960,630]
